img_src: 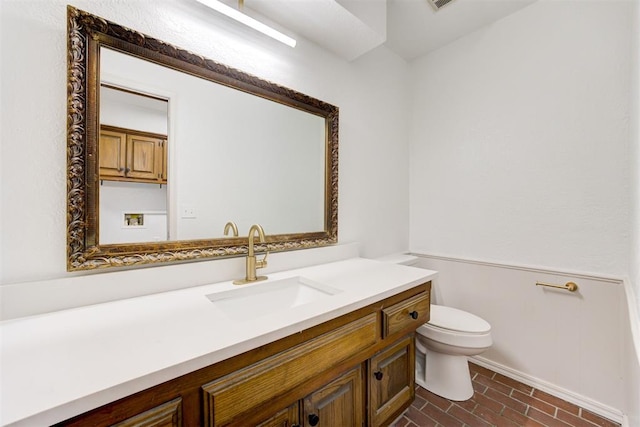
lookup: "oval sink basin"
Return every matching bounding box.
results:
[205,276,342,321]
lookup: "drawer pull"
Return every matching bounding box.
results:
[409,310,419,320]
[308,413,320,426]
[374,371,384,381]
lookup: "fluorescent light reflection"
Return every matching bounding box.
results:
[195,0,297,48]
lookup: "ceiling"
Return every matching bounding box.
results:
[386,0,537,60]
[241,0,537,61]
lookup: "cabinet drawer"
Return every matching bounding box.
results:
[382,291,430,338]
[202,313,378,426]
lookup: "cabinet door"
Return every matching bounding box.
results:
[160,139,168,182]
[110,398,182,427]
[99,129,127,178]
[126,134,164,181]
[202,314,376,427]
[369,335,415,427]
[303,365,364,427]
[255,402,300,427]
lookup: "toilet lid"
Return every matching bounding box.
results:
[428,305,491,333]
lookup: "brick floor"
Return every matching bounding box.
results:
[391,362,620,427]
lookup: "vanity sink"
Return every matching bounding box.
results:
[205,276,342,320]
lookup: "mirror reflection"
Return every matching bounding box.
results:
[99,47,326,244]
[99,86,169,244]
[66,6,338,271]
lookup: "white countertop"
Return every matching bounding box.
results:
[0,258,436,426]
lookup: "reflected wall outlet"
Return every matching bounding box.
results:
[181,206,196,219]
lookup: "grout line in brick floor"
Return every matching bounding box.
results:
[402,362,621,427]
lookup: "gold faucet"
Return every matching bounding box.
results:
[223,221,238,237]
[233,224,269,285]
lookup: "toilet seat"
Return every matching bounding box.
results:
[417,305,492,350]
[428,305,490,334]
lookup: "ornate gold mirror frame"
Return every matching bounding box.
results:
[67,6,338,271]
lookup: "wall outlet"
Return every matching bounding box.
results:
[124,213,144,226]
[181,206,196,219]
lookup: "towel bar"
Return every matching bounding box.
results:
[536,281,578,292]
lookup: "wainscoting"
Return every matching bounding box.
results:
[411,253,638,424]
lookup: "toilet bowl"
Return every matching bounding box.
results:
[415,304,492,401]
[377,253,493,401]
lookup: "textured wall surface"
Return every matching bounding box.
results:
[627,1,640,424]
[0,0,411,286]
[418,255,627,420]
[1,0,639,423]
[408,0,638,422]
[409,0,632,278]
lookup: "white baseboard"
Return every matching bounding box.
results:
[470,355,624,425]
[622,414,630,427]
[412,252,639,425]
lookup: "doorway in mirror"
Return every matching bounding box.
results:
[99,85,169,244]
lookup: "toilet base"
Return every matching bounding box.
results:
[417,348,474,401]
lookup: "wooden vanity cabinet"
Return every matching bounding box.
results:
[303,365,364,427]
[110,398,183,427]
[255,403,300,427]
[99,125,167,184]
[201,313,376,426]
[241,366,366,427]
[55,282,430,427]
[369,336,415,427]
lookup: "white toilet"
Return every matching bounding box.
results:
[379,253,493,401]
[415,305,492,401]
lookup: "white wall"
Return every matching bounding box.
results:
[2,0,637,421]
[409,0,630,278]
[408,0,638,422]
[631,0,640,339]
[0,0,410,286]
[99,182,167,244]
[99,87,168,244]
[340,47,411,257]
[418,255,627,421]
[102,49,326,240]
[627,0,640,425]
[100,86,168,135]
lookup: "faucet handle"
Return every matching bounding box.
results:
[256,250,269,269]
[223,221,238,237]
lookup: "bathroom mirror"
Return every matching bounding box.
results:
[67,6,338,271]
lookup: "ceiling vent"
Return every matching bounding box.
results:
[427,0,456,11]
